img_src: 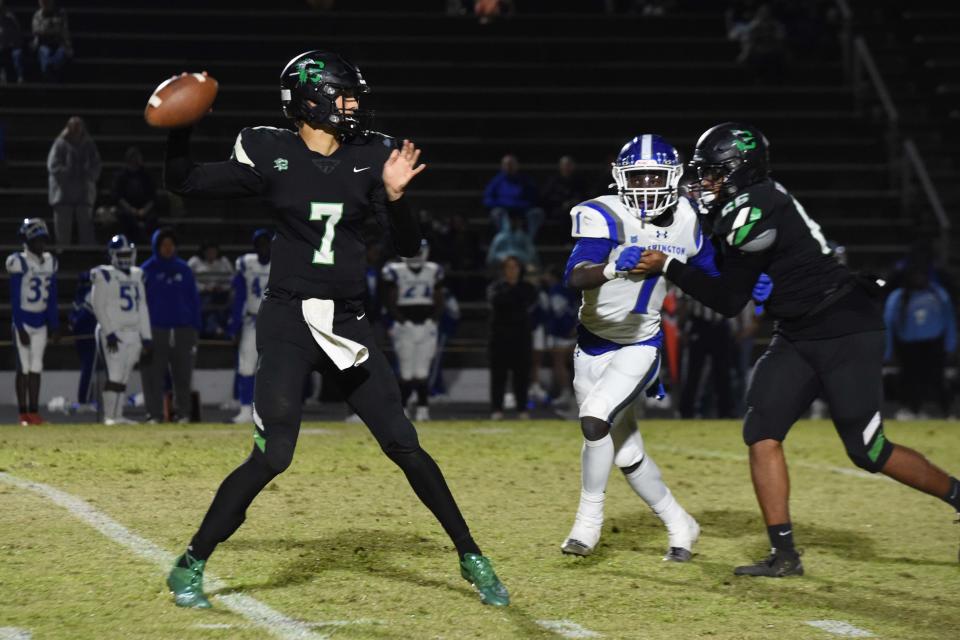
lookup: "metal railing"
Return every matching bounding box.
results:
[835,1,952,254]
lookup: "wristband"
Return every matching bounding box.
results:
[663,256,675,273]
[602,262,617,280]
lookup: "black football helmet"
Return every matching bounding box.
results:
[689,122,770,210]
[280,50,371,137]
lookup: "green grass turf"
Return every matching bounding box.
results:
[1,419,958,639]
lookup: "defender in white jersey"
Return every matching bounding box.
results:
[382,240,443,421]
[561,135,718,561]
[6,218,59,425]
[228,229,271,424]
[91,235,152,425]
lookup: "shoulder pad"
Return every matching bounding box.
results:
[5,253,24,273]
[47,252,58,271]
[570,198,625,243]
[356,130,397,148]
[381,262,401,282]
[96,266,112,283]
[231,127,290,168]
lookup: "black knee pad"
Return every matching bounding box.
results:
[742,405,792,446]
[581,416,610,441]
[835,414,893,473]
[253,437,295,475]
[620,459,643,475]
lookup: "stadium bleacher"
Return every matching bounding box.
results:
[0,0,949,374]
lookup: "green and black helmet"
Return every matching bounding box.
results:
[689,122,770,209]
[280,50,371,137]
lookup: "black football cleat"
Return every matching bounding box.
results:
[734,548,803,577]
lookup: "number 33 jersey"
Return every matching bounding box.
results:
[567,195,715,346]
[230,126,396,300]
[5,250,58,329]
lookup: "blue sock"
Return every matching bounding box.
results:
[237,375,255,406]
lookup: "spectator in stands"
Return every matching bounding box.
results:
[735,4,788,83]
[0,1,24,84]
[47,115,100,244]
[112,146,157,244]
[187,241,233,339]
[68,268,96,408]
[141,228,201,423]
[487,256,538,420]
[484,154,544,239]
[543,265,577,408]
[884,263,957,419]
[541,155,587,223]
[486,216,538,269]
[31,0,71,81]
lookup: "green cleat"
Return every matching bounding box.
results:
[167,552,212,608]
[459,553,510,607]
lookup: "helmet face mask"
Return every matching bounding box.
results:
[108,234,136,271]
[690,123,770,212]
[280,51,372,138]
[612,135,683,221]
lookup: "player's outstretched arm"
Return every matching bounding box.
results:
[164,127,265,199]
[376,140,426,257]
[636,249,760,317]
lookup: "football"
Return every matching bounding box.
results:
[143,72,218,128]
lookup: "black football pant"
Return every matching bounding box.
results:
[188,295,478,559]
[743,330,893,472]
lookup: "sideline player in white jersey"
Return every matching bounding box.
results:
[228,229,271,424]
[382,240,444,421]
[561,134,717,561]
[91,234,152,425]
[6,218,60,425]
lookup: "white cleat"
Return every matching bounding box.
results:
[414,405,431,421]
[104,417,136,426]
[663,513,700,562]
[561,514,603,557]
[230,406,254,424]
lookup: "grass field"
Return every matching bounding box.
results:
[1,419,958,640]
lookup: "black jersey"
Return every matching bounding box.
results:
[665,179,883,339]
[164,126,421,301]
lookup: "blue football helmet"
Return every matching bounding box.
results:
[19,217,50,242]
[108,234,137,270]
[611,134,683,220]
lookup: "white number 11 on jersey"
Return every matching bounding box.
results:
[310,202,344,265]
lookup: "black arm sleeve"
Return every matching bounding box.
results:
[164,128,265,199]
[384,196,422,257]
[664,250,765,317]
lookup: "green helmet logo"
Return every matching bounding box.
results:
[731,129,756,152]
[296,59,326,86]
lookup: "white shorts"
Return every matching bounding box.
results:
[238,315,257,376]
[547,335,576,349]
[392,319,437,380]
[533,325,546,351]
[97,326,142,386]
[573,343,661,423]
[14,323,47,374]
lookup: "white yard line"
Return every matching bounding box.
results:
[536,620,603,639]
[0,472,328,640]
[805,620,876,637]
[0,629,32,640]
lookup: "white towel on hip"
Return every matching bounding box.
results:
[301,298,369,370]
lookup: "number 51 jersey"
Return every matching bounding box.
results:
[568,195,715,345]
[90,264,151,338]
[230,126,397,301]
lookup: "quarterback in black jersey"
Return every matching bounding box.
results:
[163,51,509,608]
[637,123,960,576]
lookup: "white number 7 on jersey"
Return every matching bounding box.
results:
[310,202,344,265]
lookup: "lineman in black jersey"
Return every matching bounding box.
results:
[163,51,509,608]
[636,123,960,576]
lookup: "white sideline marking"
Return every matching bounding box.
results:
[194,620,379,631]
[805,620,876,637]
[537,619,602,638]
[0,628,32,640]
[0,472,327,640]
